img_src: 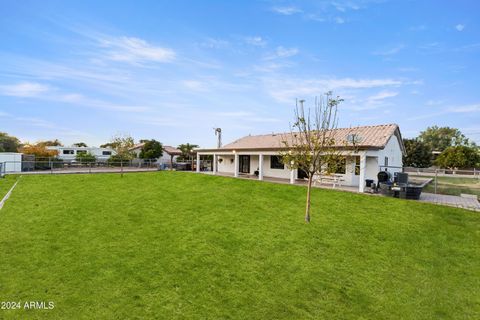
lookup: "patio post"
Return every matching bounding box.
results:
[196,153,200,172]
[290,169,295,184]
[234,152,239,177]
[258,154,264,180]
[213,154,217,175]
[358,153,367,192]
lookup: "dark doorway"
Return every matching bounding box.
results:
[297,168,308,179]
[239,155,250,173]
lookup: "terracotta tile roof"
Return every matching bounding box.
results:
[129,143,182,155]
[163,145,182,155]
[129,143,145,151]
[200,124,402,151]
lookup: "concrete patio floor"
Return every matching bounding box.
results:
[206,171,364,193]
[419,193,480,212]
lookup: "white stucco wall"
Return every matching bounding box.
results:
[365,156,379,182]
[363,134,404,184]
[262,155,292,179]
[376,135,403,175]
[216,154,292,179]
[217,155,235,173]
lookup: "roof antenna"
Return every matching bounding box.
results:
[213,128,222,148]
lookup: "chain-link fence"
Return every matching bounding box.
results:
[378,166,480,200]
[0,159,198,176]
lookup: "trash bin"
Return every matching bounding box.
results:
[365,179,374,187]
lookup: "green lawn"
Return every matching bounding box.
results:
[0,175,19,200]
[0,172,479,319]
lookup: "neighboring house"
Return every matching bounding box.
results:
[46,146,116,162]
[195,124,405,192]
[129,143,182,165]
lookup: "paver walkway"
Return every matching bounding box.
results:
[420,192,480,211]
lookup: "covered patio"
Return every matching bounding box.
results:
[196,150,374,193]
[202,170,359,193]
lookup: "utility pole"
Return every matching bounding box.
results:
[214,128,222,148]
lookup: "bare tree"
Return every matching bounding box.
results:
[280,92,344,223]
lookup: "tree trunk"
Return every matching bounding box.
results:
[305,175,313,223]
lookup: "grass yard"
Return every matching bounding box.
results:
[0,172,479,319]
[0,175,19,200]
[421,175,480,198]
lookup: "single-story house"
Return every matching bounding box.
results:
[129,144,182,166]
[46,146,116,162]
[195,124,405,192]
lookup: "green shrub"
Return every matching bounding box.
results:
[76,152,96,164]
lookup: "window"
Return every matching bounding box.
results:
[76,150,87,155]
[270,156,284,169]
[354,156,360,175]
[63,150,74,155]
[384,157,389,167]
[102,151,112,156]
[329,157,346,174]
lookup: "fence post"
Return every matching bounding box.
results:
[434,169,438,194]
[121,160,124,178]
[89,162,92,174]
[50,158,53,174]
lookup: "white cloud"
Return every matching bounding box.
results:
[448,103,480,113]
[265,46,299,60]
[454,43,480,52]
[343,90,399,111]
[455,24,465,31]
[245,36,267,47]
[264,77,404,103]
[332,1,361,12]
[183,80,206,91]
[200,38,230,49]
[0,82,51,97]
[426,99,443,106]
[54,93,150,112]
[408,103,480,120]
[304,14,326,22]
[409,25,427,31]
[335,17,345,24]
[271,6,302,15]
[212,111,281,123]
[367,90,398,101]
[14,116,56,128]
[276,46,299,58]
[397,67,418,72]
[373,44,405,56]
[99,36,175,64]
[0,81,148,112]
[214,111,253,117]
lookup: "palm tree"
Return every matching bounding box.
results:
[178,143,199,170]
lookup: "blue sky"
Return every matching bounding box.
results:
[1,0,479,147]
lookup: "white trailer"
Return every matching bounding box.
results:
[0,152,23,173]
